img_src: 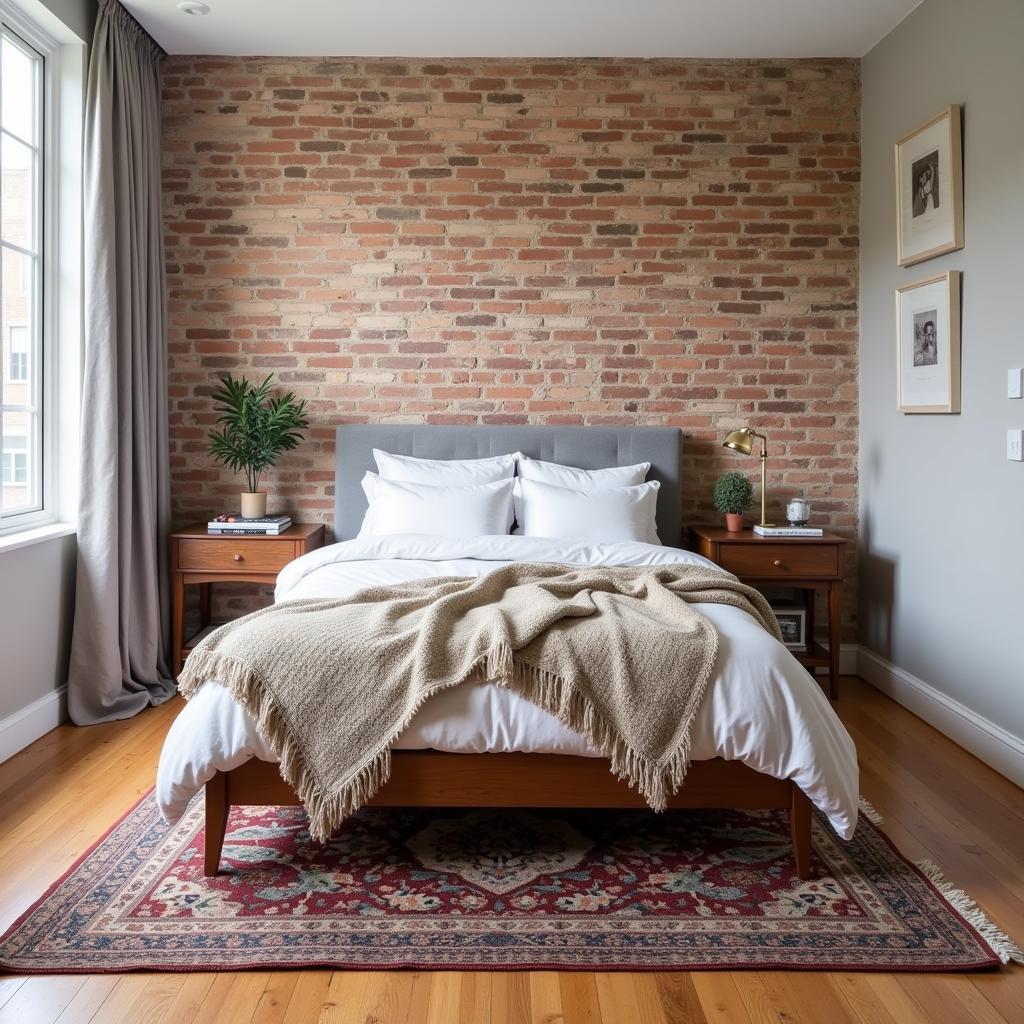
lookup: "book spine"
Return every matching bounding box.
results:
[754,528,822,537]
[208,528,284,535]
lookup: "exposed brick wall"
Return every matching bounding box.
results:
[163,57,860,636]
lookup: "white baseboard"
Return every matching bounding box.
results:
[856,646,1024,789]
[812,641,859,676]
[0,686,67,765]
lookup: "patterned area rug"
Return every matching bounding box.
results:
[1,791,1020,972]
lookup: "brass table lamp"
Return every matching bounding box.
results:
[722,427,773,527]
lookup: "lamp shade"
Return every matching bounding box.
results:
[722,427,755,455]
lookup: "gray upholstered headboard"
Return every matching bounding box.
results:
[334,424,683,546]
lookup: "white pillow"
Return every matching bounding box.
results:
[513,458,651,535]
[359,473,515,538]
[373,448,518,485]
[513,477,661,545]
[516,455,650,490]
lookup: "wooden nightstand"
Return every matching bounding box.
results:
[170,523,325,675]
[689,525,847,700]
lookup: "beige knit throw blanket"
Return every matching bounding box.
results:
[178,562,782,841]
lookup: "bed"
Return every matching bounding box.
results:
[158,425,858,880]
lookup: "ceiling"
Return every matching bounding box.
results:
[124,0,923,58]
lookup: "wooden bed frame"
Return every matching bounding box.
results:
[204,753,812,879]
[199,427,814,882]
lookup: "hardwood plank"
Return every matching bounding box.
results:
[557,973,602,1024]
[655,973,708,1024]
[594,973,645,1024]
[458,973,491,1024]
[317,973,372,1024]
[754,973,858,1024]
[100,976,186,1024]
[0,976,87,1024]
[830,973,915,1024]
[690,973,754,1024]
[346,972,417,1024]
[490,973,530,1024]
[278,973,332,1024]
[630,974,672,1024]
[0,980,26,1013]
[153,973,217,1024]
[249,973,300,1024]
[425,972,461,1024]
[528,972,564,1024]
[967,971,1024,1024]
[52,977,120,1024]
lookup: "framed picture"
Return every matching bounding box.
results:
[896,271,961,414]
[895,105,963,267]
[772,607,806,650]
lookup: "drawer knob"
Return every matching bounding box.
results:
[233,553,243,562]
[773,559,783,567]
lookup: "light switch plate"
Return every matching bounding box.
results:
[1009,369,1024,399]
[1009,429,1024,462]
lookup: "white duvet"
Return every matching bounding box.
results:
[157,535,859,837]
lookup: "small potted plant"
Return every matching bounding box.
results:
[713,471,753,533]
[207,374,310,519]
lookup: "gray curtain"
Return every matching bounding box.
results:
[67,0,174,724]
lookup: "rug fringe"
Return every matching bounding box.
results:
[916,858,1024,965]
[857,798,884,827]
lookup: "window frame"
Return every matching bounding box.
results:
[0,3,58,536]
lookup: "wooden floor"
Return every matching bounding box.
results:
[0,676,1022,1024]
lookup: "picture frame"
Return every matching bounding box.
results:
[772,607,807,650]
[896,271,961,414]
[895,104,963,267]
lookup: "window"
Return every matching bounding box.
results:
[8,323,25,379]
[1,21,45,524]
[2,432,25,483]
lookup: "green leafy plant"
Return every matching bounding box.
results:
[207,374,310,494]
[713,471,754,515]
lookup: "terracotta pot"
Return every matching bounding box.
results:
[724,512,744,533]
[240,491,268,518]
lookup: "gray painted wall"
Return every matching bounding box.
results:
[860,0,1024,741]
[36,0,95,41]
[0,534,76,721]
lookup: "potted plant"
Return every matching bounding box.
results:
[713,471,753,532]
[207,374,310,519]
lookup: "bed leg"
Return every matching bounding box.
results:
[789,785,812,880]
[204,771,229,877]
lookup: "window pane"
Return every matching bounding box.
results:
[1,412,36,512]
[1,132,35,251]
[9,323,27,380]
[1,35,38,145]
[2,245,35,391]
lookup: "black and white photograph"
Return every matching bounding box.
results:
[911,150,940,217]
[913,309,939,366]
[897,271,961,413]
[895,105,963,266]
[772,608,807,650]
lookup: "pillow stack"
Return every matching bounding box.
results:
[358,450,517,538]
[513,456,660,545]
[357,448,660,545]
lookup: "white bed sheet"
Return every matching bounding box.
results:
[157,535,859,837]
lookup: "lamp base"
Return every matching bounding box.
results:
[758,522,776,528]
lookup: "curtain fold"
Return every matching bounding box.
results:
[67,0,175,723]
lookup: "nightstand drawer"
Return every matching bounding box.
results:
[718,543,839,578]
[177,538,295,573]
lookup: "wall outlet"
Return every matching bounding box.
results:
[1009,369,1024,399]
[1009,429,1024,462]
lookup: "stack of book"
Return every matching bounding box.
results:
[208,514,293,535]
[753,524,823,537]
